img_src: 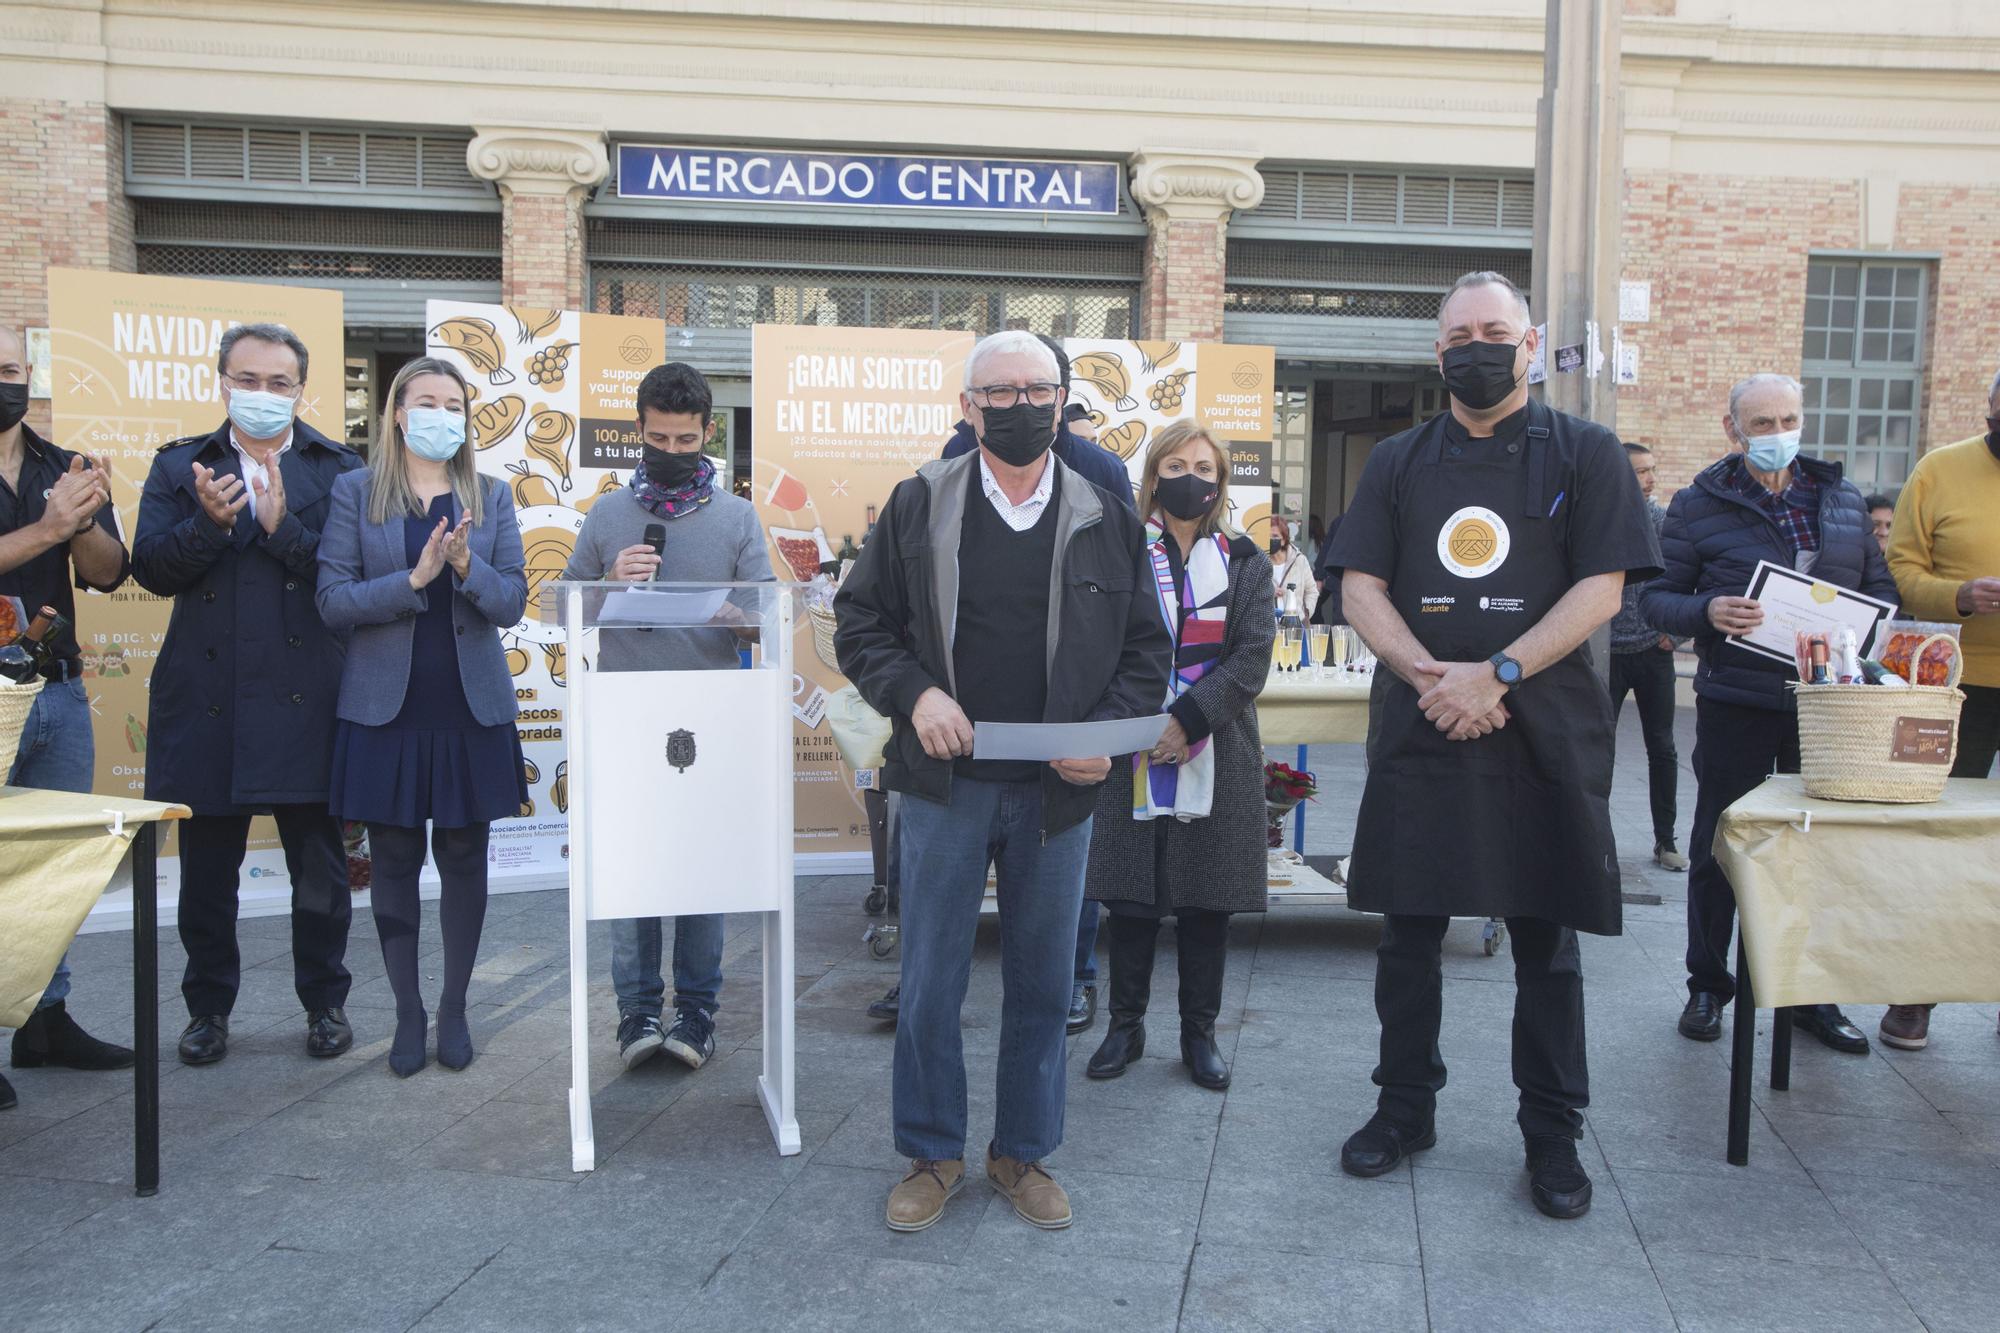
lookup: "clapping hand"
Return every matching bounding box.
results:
[409,515,461,590]
[251,457,288,536]
[41,455,108,538]
[191,461,248,532]
[441,513,473,579]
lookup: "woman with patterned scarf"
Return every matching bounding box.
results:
[1083,421,1275,1090]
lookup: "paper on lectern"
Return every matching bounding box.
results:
[596,587,730,627]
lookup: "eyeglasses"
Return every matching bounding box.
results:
[970,382,1061,409]
[224,373,301,396]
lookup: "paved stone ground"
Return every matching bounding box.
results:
[5,702,1998,1331]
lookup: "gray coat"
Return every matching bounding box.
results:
[1087,544,1274,915]
[315,469,527,728]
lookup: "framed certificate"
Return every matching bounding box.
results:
[1729,560,1898,666]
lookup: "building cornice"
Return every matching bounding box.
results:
[1129,148,1264,224]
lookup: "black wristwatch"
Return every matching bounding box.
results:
[1489,652,1524,689]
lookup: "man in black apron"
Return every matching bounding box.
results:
[1324,272,1659,1220]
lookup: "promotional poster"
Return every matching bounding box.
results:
[47,268,346,884]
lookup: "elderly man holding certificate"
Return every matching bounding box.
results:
[1640,372,1901,1052]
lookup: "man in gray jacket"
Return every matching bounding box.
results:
[1607,442,1685,871]
[560,363,772,1072]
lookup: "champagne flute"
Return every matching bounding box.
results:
[1332,625,1353,673]
[1308,624,1330,680]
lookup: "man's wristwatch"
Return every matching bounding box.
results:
[1489,652,1524,690]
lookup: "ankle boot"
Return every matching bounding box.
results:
[1087,915,1157,1079]
[10,1000,135,1071]
[1176,912,1231,1090]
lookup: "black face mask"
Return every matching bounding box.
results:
[642,446,704,489]
[0,383,27,433]
[978,402,1057,468]
[1440,338,1525,411]
[1155,473,1220,521]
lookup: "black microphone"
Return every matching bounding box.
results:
[642,523,665,583]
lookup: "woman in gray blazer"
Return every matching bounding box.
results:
[316,356,528,1076]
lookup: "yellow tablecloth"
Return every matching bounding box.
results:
[1715,775,2000,1008]
[0,787,189,1027]
[1255,672,1373,747]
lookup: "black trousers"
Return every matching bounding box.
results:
[1374,914,1587,1139]
[178,805,352,1016]
[1685,698,1798,1003]
[1953,684,2000,779]
[1608,646,1680,849]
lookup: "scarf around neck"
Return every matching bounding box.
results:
[630,453,717,520]
[1133,530,1233,822]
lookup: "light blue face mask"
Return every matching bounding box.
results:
[1743,428,1802,473]
[225,388,297,440]
[403,407,467,462]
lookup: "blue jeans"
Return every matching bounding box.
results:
[610,913,724,1020]
[894,777,1091,1163]
[8,679,94,1009]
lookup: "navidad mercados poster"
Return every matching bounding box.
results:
[753,326,1273,862]
[48,268,345,890]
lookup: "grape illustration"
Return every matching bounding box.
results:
[1149,370,1190,413]
[526,342,576,390]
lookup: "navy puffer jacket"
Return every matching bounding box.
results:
[1638,454,1899,712]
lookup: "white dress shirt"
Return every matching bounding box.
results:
[230,429,293,522]
[977,452,1055,533]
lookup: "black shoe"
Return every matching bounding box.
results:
[1086,1019,1145,1079]
[618,1013,665,1069]
[389,1004,428,1078]
[1678,993,1724,1042]
[663,1008,715,1070]
[10,1000,136,1071]
[1793,1004,1869,1054]
[178,1014,229,1066]
[1340,1115,1436,1178]
[1180,1024,1229,1090]
[1066,983,1097,1036]
[1525,1133,1593,1219]
[866,986,900,1025]
[435,1004,473,1071]
[305,1007,353,1059]
[0,1069,15,1111]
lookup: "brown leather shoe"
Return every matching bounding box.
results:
[985,1147,1072,1230]
[886,1158,964,1233]
[1879,1004,1933,1050]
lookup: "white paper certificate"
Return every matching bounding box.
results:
[973,715,1172,762]
[1729,560,1898,666]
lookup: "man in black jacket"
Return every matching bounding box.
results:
[1639,372,1900,1052]
[835,330,1168,1235]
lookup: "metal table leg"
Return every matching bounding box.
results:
[1726,932,1754,1167]
[1771,1006,1793,1092]
[132,823,159,1197]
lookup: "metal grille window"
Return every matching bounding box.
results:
[1243,168,1534,235]
[1802,260,1928,489]
[1225,241,1533,320]
[133,201,502,284]
[587,221,1141,347]
[126,120,484,199]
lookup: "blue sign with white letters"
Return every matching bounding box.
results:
[616,145,1122,216]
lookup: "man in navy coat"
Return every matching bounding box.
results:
[133,323,364,1066]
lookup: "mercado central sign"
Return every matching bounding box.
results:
[617,144,1122,215]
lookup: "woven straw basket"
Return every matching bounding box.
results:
[0,678,44,769]
[1795,633,1964,803]
[805,602,843,675]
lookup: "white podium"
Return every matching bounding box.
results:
[546,580,800,1169]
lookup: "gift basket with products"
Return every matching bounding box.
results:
[1791,620,1965,803]
[0,596,57,760]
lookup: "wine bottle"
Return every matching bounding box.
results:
[836,533,859,563]
[1,607,65,684]
[1857,658,1910,688]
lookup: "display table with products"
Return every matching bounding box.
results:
[0,786,190,1196]
[1713,775,2000,1164]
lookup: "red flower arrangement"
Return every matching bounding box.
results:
[1264,761,1318,807]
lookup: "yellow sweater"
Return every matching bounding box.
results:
[1888,435,2000,688]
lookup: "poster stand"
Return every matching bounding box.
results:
[552,580,800,1169]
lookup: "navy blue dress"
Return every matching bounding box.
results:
[329,494,528,828]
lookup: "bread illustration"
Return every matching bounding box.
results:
[1072,351,1138,411]
[526,407,575,491]
[505,460,561,509]
[1099,420,1148,460]
[429,316,515,386]
[511,307,561,344]
[472,395,525,451]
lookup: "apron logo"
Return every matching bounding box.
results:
[1437,506,1510,580]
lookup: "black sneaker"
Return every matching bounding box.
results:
[1525,1133,1593,1219]
[663,1008,715,1070]
[1066,983,1097,1035]
[617,1014,665,1070]
[866,985,900,1024]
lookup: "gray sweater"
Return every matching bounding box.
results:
[1610,499,1672,654]
[559,486,774,671]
